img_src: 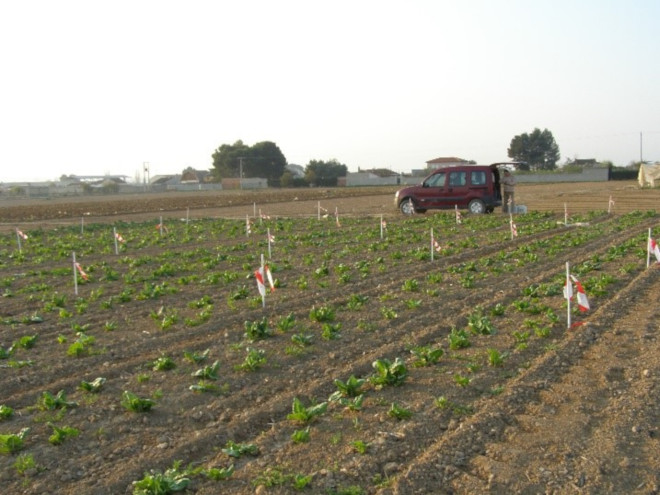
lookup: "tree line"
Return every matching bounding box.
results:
[209,128,628,186]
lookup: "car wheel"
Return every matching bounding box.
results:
[399,199,416,215]
[468,200,485,214]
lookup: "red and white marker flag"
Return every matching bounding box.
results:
[509,212,518,239]
[255,267,266,297]
[648,230,660,266]
[334,207,341,227]
[246,215,252,236]
[570,275,590,312]
[608,195,615,214]
[16,229,28,240]
[75,262,89,281]
[115,231,125,243]
[455,205,462,225]
[380,215,387,240]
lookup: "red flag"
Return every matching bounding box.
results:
[254,268,266,297]
[115,232,125,243]
[75,262,89,281]
[649,238,660,263]
[455,209,462,225]
[17,229,28,240]
[510,219,518,237]
[155,223,168,233]
[570,275,590,312]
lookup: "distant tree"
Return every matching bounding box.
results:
[507,128,560,171]
[305,159,348,187]
[211,140,287,184]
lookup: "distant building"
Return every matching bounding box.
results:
[285,164,305,178]
[426,157,471,168]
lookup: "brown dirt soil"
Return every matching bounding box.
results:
[0,181,659,495]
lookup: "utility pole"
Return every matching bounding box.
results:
[143,162,150,192]
[238,157,245,189]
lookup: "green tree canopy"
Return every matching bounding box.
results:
[304,159,348,187]
[507,128,560,171]
[211,140,287,183]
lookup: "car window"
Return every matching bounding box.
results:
[449,171,466,186]
[471,171,486,185]
[426,172,446,187]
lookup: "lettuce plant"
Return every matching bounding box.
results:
[121,391,155,413]
[370,358,407,387]
[0,428,30,454]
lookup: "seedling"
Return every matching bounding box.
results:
[286,397,328,424]
[120,391,155,413]
[236,348,266,372]
[203,465,235,481]
[331,375,365,398]
[222,440,259,458]
[309,305,335,323]
[448,327,470,350]
[453,374,471,388]
[192,360,220,380]
[388,402,412,420]
[79,377,106,393]
[38,390,78,410]
[0,404,14,420]
[47,422,80,445]
[467,309,495,335]
[183,348,209,363]
[0,427,30,454]
[321,322,342,340]
[409,345,443,367]
[291,426,311,443]
[371,357,407,387]
[351,440,369,454]
[487,348,504,367]
[276,313,296,332]
[151,356,176,371]
[244,317,273,341]
[132,460,191,494]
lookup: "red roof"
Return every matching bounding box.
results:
[426,157,469,164]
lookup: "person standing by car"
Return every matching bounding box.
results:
[502,169,516,213]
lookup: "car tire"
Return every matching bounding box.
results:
[468,199,486,214]
[399,199,416,215]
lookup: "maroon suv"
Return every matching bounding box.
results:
[395,163,503,215]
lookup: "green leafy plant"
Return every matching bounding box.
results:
[487,348,505,367]
[291,426,311,443]
[192,360,220,380]
[0,427,30,454]
[13,453,38,476]
[236,348,266,371]
[448,327,470,350]
[17,334,37,349]
[244,317,273,341]
[331,375,365,398]
[203,464,234,481]
[183,348,209,363]
[388,402,412,420]
[222,440,259,458]
[409,345,443,367]
[48,422,80,445]
[0,404,14,420]
[121,391,155,413]
[371,357,407,387]
[132,460,191,495]
[351,440,369,454]
[79,377,106,393]
[453,373,471,388]
[276,313,296,332]
[467,309,495,335]
[38,390,78,410]
[321,322,342,340]
[286,397,328,424]
[309,305,335,323]
[152,356,177,371]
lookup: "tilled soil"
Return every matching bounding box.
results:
[0,181,659,495]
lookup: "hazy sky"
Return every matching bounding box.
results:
[1,0,659,183]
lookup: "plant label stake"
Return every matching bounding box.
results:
[253,202,257,218]
[73,252,79,296]
[159,216,163,237]
[113,227,119,255]
[267,228,273,259]
[564,203,569,226]
[564,262,571,329]
[186,207,190,226]
[15,228,23,253]
[430,228,435,261]
[380,215,385,240]
[608,195,614,214]
[81,217,84,235]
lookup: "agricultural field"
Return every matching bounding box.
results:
[1,181,659,495]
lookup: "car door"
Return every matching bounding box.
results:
[441,170,469,208]
[415,171,447,208]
